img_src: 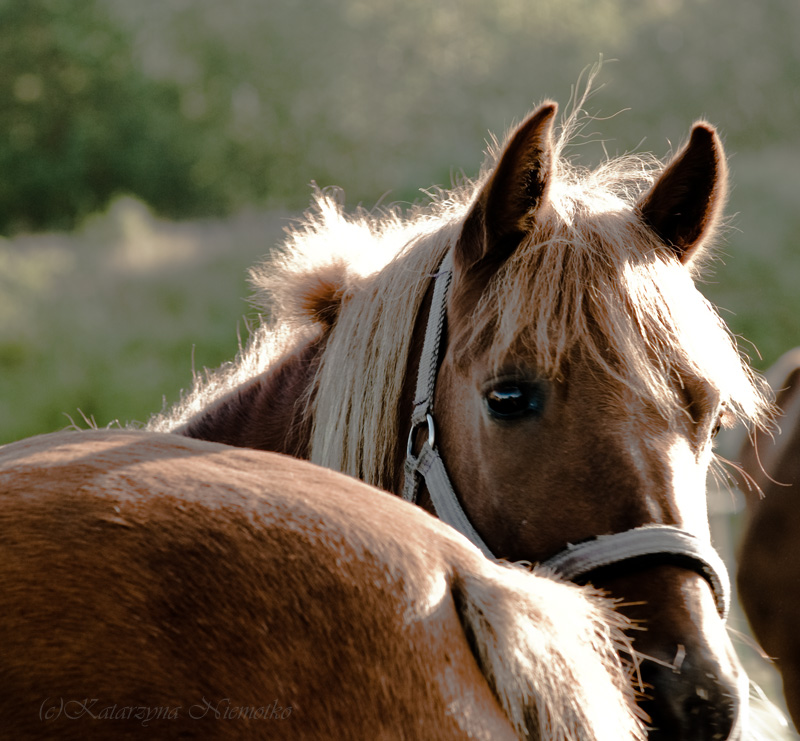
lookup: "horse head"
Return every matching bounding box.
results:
[425,103,768,738]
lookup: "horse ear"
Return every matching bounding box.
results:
[296,262,348,327]
[637,123,727,264]
[454,102,557,273]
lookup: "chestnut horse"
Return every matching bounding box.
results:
[0,429,645,741]
[737,348,800,730]
[150,101,771,738]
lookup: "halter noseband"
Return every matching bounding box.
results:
[402,251,731,620]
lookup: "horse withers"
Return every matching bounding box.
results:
[737,348,800,730]
[0,429,644,741]
[152,99,771,738]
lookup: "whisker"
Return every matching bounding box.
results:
[749,430,793,488]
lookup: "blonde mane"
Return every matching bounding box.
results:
[271,189,469,490]
[151,110,771,490]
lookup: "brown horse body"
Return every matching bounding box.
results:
[0,429,644,740]
[737,348,800,729]
[151,101,772,738]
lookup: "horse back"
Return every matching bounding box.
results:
[0,430,511,739]
[0,430,641,740]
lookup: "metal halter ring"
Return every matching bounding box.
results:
[406,413,436,457]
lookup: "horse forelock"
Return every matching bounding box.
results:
[265,128,769,486]
[455,153,771,434]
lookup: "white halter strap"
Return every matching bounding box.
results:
[541,524,730,619]
[402,251,494,558]
[402,251,731,619]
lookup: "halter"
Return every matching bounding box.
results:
[402,251,731,620]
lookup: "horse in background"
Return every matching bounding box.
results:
[0,429,645,741]
[737,348,800,730]
[148,99,772,738]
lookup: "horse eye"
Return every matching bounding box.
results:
[485,382,545,420]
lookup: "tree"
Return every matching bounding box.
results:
[0,0,221,233]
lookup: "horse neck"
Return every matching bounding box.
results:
[179,267,435,499]
[179,334,325,458]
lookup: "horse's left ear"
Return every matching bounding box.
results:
[637,123,728,264]
[453,102,557,275]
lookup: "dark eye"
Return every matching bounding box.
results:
[485,381,546,420]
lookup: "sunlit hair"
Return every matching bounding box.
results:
[464,161,769,431]
[150,107,771,491]
[258,190,461,489]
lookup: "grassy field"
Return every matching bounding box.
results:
[701,145,800,368]
[0,198,290,443]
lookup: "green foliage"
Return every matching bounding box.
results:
[0,0,225,233]
[2,0,799,232]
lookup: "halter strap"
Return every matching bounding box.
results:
[540,524,731,619]
[402,250,495,559]
[402,251,731,618]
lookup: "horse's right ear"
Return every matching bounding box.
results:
[453,102,557,277]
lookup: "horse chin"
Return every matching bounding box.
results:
[594,565,744,741]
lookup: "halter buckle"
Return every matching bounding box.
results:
[406,413,436,458]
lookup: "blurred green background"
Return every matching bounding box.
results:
[1,0,799,725]
[1,0,798,443]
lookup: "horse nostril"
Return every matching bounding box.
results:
[638,660,739,740]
